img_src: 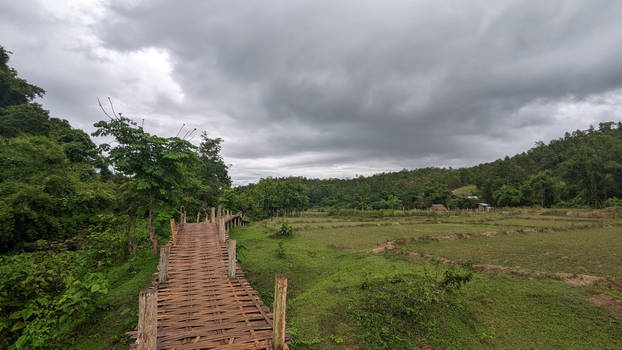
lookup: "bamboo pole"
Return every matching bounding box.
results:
[228,239,236,278]
[137,288,157,350]
[211,207,215,223]
[158,245,170,284]
[218,217,226,243]
[170,218,177,245]
[273,274,287,350]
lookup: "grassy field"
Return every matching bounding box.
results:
[231,208,622,349]
[401,226,622,280]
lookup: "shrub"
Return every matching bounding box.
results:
[604,197,622,208]
[350,267,472,349]
[276,223,293,238]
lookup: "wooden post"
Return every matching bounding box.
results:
[137,288,157,350]
[228,239,236,278]
[211,207,215,223]
[273,274,287,350]
[196,211,200,223]
[158,245,170,283]
[218,217,225,243]
[170,218,177,245]
[218,205,222,219]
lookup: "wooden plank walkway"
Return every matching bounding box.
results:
[130,219,288,349]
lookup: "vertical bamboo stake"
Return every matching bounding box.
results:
[158,246,170,283]
[137,288,157,350]
[211,207,215,223]
[196,211,200,223]
[170,218,177,245]
[273,274,287,350]
[218,217,225,243]
[218,205,222,219]
[228,239,236,278]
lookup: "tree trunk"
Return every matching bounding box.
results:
[126,210,138,254]
[148,192,158,255]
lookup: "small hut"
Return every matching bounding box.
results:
[429,204,448,211]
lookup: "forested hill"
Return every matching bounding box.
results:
[230,122,622,216]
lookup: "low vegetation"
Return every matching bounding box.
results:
[232,209,622,349]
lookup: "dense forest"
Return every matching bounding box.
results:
[0,46,230,348]
[229,123,622,217]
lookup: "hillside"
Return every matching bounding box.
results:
[230,122,622,217]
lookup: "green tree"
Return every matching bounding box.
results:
[422,181,451,207]
[493,185,523,207]
[0,136,112,250]
[0,46,45,108]
[522,170,555,207]
[93,116,197,254]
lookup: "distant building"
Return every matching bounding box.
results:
[466,195,479,200]
[477,203,492,211]
[430,204,448,211]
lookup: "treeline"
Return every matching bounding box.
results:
[0,45,230,348]
[230,122,622,217]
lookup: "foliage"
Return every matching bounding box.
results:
[493,184,523,207]
[0,218,137,349]
[0,45,231,349]
[93,116,198,254]
[351,270,472,349]
[604,197,622,207]
[0,46,45,108]
[230,122,622,213]
[276,222,293,238]
[0,135,113,250]
[178,132,231,217]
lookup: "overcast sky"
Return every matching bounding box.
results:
[2,1,622,184]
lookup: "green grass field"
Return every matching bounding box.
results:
[401,226,622,279]
[231,209,622,349]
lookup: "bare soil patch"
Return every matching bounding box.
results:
[588,294,622,319]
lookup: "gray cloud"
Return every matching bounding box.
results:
[2,0,622,184]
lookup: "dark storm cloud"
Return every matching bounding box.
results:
[96,1,622,166]
[2,1,622,183]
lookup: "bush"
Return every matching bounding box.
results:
[0,219,150,349]
[350,267,472,349]
[604,197,622,208]
[276,223,293,238]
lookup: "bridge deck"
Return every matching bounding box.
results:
[131,221,285,349]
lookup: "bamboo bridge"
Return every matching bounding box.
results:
[129,206,289,350]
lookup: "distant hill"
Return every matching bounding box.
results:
[234,122,622,214]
